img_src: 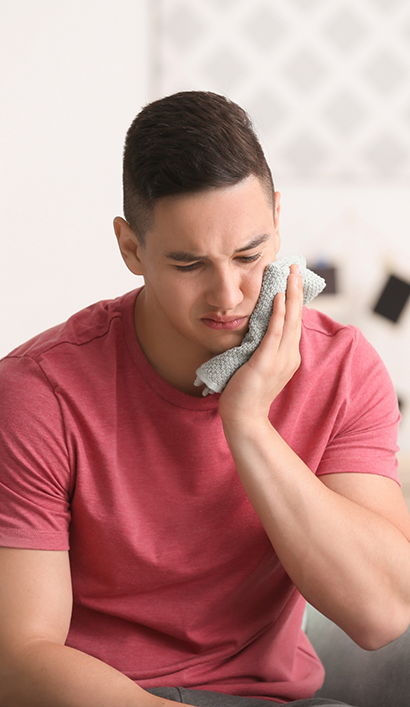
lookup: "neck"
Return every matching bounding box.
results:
[133,290,210,397]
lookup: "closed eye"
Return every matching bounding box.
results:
[174,253,262,272]
[236,253,262,264]
[174,261,203,272]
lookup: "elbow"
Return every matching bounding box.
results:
[349,604,410,651]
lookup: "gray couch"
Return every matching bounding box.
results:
[304,604,410,707]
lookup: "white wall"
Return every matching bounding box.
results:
[0,0,149,357]
[279,181,410,444]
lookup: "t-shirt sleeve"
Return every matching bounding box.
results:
[316,329,401,483]
[0,355,72,549]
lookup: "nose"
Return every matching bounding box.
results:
[205,264,244,312]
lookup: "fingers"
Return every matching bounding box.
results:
[267,289,286,345]
[230,265,303,411]
[253,265,301,364]
[282,264,303,339]
[267,264,302,337]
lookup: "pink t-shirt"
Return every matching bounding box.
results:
[0,289,400,703]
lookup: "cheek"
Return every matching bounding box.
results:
[241,261,268,300]
[157,274,200,317]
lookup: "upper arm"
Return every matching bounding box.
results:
[321,472,410,543]
[0,547,72,656]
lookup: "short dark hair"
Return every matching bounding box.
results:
[122,91,275,244]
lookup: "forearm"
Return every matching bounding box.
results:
[1,640,180,707]
[223,418,410,649]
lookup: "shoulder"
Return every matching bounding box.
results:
[302,306,357,342]
[301,307,378,371]
[299,308,396,417]
[300,307,398,423]
[288,309,400,481]
[3,290,138,363]
[0,290,139,406]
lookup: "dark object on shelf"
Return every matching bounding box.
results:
[373,274,410,323]
[311,265,337,295]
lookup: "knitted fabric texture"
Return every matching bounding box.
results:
[194,255,326,396]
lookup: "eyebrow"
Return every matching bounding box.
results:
[164,233,271,262]
[234,232,271,253]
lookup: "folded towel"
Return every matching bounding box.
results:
[194,255,326,396]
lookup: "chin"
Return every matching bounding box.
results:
[207,334,245,357]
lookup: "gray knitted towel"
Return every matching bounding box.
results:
[194,255,326,396]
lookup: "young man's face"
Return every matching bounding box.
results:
[117,176,281,370]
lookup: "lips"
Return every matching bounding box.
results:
[201,316,248,331]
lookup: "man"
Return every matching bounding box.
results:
[1,91,410,707]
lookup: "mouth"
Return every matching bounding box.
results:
[201,316,248,331]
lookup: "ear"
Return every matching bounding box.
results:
[273,191,281,250]
[113,217,145,276]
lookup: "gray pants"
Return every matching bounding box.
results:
[147,687,355,707]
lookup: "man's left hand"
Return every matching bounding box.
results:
[218,264,303,426]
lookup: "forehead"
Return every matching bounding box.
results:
[148,177,275,251]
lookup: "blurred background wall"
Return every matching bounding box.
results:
[1,0,409,455]
[0,0,149,355]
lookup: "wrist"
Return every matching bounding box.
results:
[222,415,273,444]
